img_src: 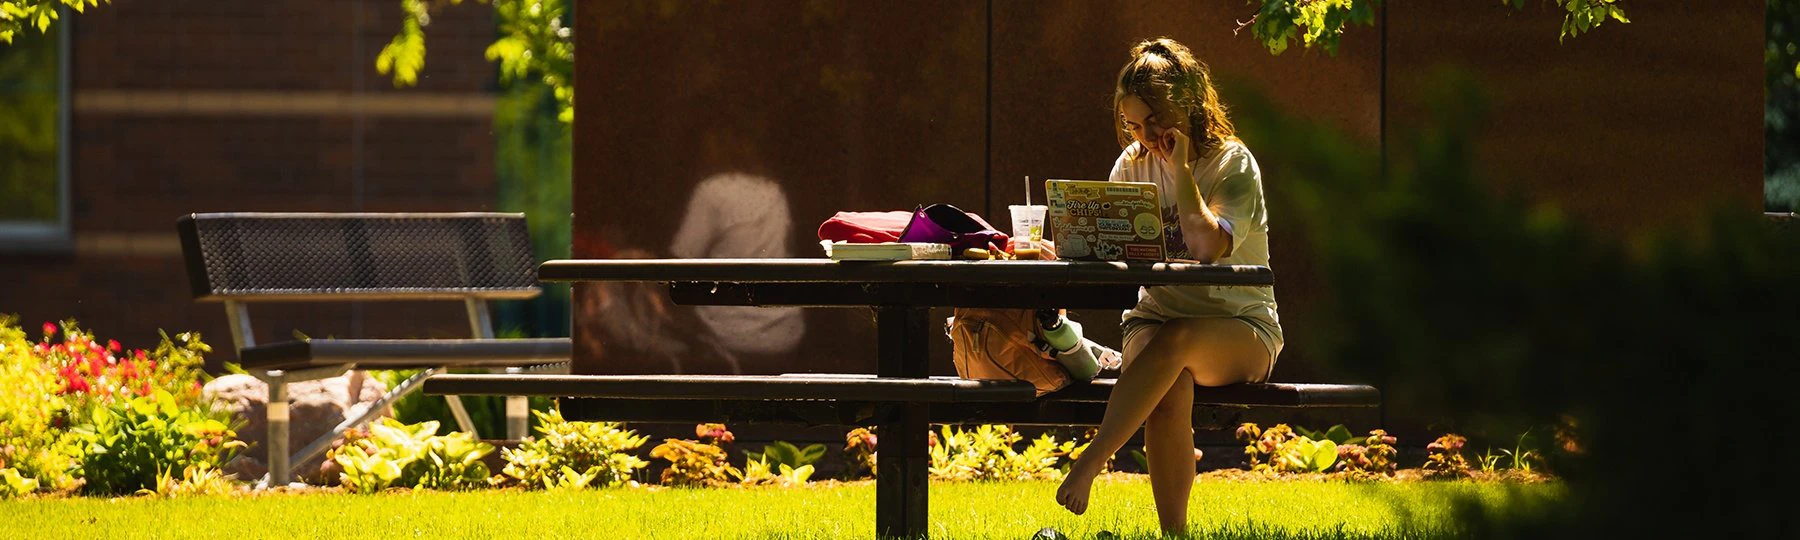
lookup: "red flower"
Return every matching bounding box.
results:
[42,322,56,337]
[139,381,152,396]
[106,339,122,353]
[66,377,90,394]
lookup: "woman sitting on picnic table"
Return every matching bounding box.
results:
[1050,37,1285,535]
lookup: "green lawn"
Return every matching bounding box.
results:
[14,475,1561,539]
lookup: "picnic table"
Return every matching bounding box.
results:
[423,258,1374,538]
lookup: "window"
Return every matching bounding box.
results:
[0,10,68,249]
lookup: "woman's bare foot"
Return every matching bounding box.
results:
[1055,458,1104,515]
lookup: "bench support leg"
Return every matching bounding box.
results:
[876,307,930,538]
[504,367,530,440]
[505,396,529,440]
[445,394,479,436]
[288,368,436,471]
[267,381,290,486]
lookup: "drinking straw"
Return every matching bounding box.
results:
[1025,176,1031,206]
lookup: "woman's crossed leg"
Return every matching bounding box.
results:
[1055,316,1270,534]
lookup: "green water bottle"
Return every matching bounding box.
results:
[1037,309,1081,352]
[1037,309,1100,380]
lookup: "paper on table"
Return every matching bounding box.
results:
[820,240,952,261]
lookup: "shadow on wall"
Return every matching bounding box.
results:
[669,172,805,370]
[576,128,804,374]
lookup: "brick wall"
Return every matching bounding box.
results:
[0,0,505,367]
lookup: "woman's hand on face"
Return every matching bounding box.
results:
[1158,127,1196,179]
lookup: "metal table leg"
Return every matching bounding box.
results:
[876,307,930,538]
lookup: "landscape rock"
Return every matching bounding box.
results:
[205,371,389,484]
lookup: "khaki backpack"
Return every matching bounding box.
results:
[948,308,1071,397]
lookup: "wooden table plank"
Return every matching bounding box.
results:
[666,282,1143,309]
[539,258,1273,287]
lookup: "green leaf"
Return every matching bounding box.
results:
[155,389,179,418]
[375,18,425,87]
[764,442,798,467]
[182,419,227,436]
[1312,440,1338,472]
[1324,425,1354,444]
[125,397,155,417]
[798,444,827,466]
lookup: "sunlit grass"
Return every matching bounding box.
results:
[15,475,1561,539]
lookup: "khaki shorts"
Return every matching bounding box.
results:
[1121,316,1279,382]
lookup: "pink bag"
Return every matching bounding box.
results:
[818,211,913,244]
[818,205,1008,252]
[898,204,1009,252]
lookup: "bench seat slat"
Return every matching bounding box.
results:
[422,374,1040,403]
[1043,379,1381,407]
[554,398,1381,429]
[239,338,572,371]
[422,373,1380,408]
[771,373,1381,407]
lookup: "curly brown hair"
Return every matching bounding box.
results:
[1114,37,1236,158]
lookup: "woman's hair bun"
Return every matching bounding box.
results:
[1132,38,1180,60]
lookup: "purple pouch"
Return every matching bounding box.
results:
[898,204,1010,252]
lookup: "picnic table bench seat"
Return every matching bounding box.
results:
[424,373,1039,402]
[426,373,1374,405]
[425,373,1380,429]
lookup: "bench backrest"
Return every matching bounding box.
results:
[177,212,541,302]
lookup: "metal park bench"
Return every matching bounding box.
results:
[422,258,1380,539]
[177,212,571,485]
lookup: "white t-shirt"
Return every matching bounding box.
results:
[1107,139,1283,356]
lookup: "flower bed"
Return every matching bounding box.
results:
[0,317,240,497]
[0,316,1557,500]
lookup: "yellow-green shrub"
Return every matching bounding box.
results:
[330,418,495,494]
[928,425,1083,482]
[501,409,647,490]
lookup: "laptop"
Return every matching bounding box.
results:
[1044,179,1167,262]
